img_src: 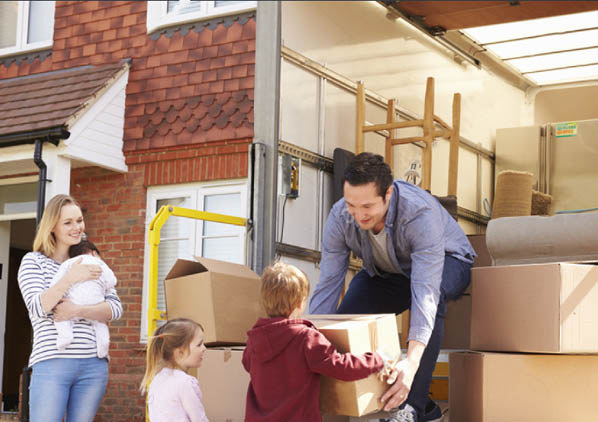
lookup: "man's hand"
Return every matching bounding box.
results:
[380,357,418,411]
[53,299,80,321]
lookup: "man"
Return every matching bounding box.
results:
[309,152,475,422]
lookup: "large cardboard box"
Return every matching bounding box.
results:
[467,234,492,267]
[471,262,598,353]
[441,294,471,350]
[308,314,401,417]
[165,257,263,345]
[193,347,248,421]
[450,351,598,422]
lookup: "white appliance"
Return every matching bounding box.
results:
[495,119,598,214]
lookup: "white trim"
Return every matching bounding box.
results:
[0,221,9,400]
[140,179,248,342]
[0,1,55,58]
[0,175,38,186]
[146,0,256,34]
[61,68,129,173]
[0,212,36,222]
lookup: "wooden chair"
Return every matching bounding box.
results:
[355,76,461,196]
[354,77,462,344]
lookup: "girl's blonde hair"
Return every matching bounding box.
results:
[33,194,81,257]
[140,318,204,394]
[260,261,310,318]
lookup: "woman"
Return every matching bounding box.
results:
[18,194,123,422]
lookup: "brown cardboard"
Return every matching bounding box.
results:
[441,294,471,349]
[193,347,248,422]
[471,262,598,353]
[307,314,401,417]
[164,256,264,345]
[467,234,492,267]
[449,351,598,422]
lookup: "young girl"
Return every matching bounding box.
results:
[140,318,209,422]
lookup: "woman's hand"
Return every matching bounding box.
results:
[66,258,102,287]
[53,299,81,321]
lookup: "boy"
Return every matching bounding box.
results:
[50,239,117,358]
[242,261,388,422]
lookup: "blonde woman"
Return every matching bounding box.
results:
[18,194,122,422]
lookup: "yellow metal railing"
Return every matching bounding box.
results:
[146,205,247,420]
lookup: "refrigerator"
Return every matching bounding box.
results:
[495,119,598,214]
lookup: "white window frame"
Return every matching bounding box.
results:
[146,0,256,34]
[140,179,248,342]
[0,1,55,58]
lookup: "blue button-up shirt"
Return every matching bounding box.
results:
[309,180,475,346]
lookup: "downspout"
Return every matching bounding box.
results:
[33,138,49,226]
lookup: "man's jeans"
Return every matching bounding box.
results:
[337,255,471,418]
[29,357,108,422]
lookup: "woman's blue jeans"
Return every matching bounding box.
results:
[337,255,471,419]
[29,357,108,422]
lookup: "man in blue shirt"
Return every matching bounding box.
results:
[309,153,475,422]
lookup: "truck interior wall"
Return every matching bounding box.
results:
[280,1,527,242]
[534,85,598,125]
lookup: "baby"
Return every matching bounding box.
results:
[50,239,116,358]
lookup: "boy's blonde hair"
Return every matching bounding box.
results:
[261,261,310,318]
[140,318,203,394]
[33,194,81,257]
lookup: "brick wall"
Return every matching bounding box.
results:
[1,1,255,420]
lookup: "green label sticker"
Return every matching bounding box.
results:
[555,122,577,138]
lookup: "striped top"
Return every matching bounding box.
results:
[18,252,123,367]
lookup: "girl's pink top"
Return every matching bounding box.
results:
[148,367,209,422]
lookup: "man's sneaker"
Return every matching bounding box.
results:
[380,404,417,422]
[420,400,444,422]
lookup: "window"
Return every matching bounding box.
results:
[146,0,256,34]
[0,1,55,57]
[140,180,248,340]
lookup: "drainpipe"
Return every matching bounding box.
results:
[33,139,49,226]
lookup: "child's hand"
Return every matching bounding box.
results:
[376,349,399,383]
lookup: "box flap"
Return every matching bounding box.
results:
[194,256,259,279]
[165,259,208,280]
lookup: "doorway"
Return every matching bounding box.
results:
[1,219,35,413]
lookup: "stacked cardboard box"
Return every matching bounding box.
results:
[450,260,598,421]
[165,257,263,421]
[165,257,402,420]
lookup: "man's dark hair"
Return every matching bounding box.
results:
[343,152,393,197]
[69,239,101,258]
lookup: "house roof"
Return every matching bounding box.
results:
[0,61,129,140]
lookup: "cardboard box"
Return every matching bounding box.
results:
[449,351,598,422]
[193,347,248,422]
[308,314,401,417]
[165,257,264,345]
[441,294,471,350]
[471,263,598,353]
[467,234,492,267]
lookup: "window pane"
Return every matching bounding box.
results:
[27,1,54,44]
[157,239,190,310]
[203,193,242,236]
[168,0,202,15]
[202,237,241,264]
[0,1,18,49]
[0,182,37,215]
[215,1,245,7]
[167,0,180,13]
[156,197,192,310]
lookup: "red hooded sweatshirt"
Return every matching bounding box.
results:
[242,317,384,422]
